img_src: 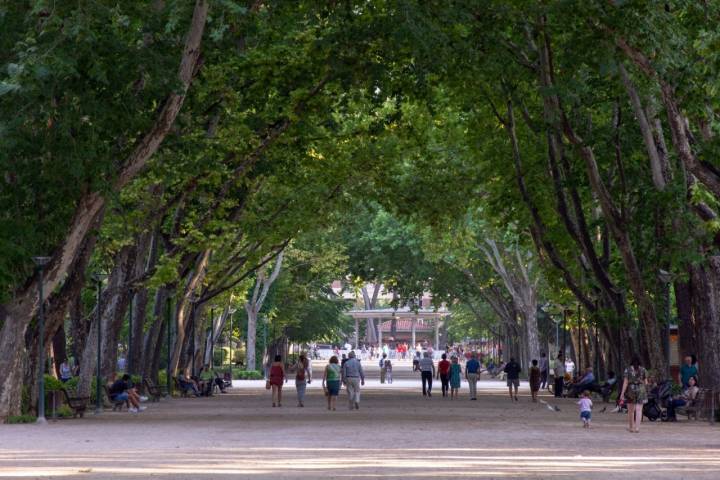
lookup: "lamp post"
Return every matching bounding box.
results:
[127,290,133,375]
[658,269,672,378]
[190,295,199,377]
[228,308,236,367]
[32,256,52,424]
[166,296,172,395]
[263,316,269,373]
[209,307,215,369]
[92,272,107,415]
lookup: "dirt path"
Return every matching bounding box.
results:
[1,363,718,479]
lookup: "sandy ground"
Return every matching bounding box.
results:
[1,361,718,479]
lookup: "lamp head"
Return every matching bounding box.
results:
[91,272,108,282]
[32,256,52,267]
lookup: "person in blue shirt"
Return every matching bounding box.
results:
[465,353,481,400]
[570,367,596,397]
[680,356,698,388]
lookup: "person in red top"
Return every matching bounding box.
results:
[437,353,451,397]
[269,355,286,407]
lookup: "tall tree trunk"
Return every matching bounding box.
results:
[688,256,720,389]
[170,250,211,375]
[69,295,89,368]
[674,279,696,359]
[244,251,284,371]
[142,287,170,381]
[0,1,208,420]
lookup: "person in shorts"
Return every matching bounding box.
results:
[322,356,341,411]
[578,390,593,428]
[503,357,521,402]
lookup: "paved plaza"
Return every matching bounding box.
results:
[1,362,718,479]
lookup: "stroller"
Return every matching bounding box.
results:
[643,380,673,421]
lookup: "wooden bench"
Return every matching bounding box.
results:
[677,388,711,421]
[61,388,89,418]
[103,385,128,411]
[173,377,194,397]
[143,378,167,402]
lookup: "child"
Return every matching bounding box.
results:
[449,356,462,399]
[384,359,393,384]
[578,390,593,428]
[529,359,541,403]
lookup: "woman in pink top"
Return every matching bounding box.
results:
[269,355,286,407]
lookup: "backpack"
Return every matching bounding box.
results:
[379,358,385,368]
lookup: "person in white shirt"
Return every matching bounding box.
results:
[419,352,436,397]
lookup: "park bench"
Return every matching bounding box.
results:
[143,377,167,402]
[103,385,128,411]
[60,387,89,418]
[173,377,195,397]
[676,388,712,421]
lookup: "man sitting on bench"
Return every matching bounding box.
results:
[199,365,228,395]
[109,374,145,413]
[570,367,596,397]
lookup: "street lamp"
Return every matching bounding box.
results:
[32,256,51,424]
[127,289,134,375]
[658,269,673,378]
[263,316,269,372]
[228,307,236,367]
[189,294,199,377]
[166,296,172,395]
[92,272,107,415]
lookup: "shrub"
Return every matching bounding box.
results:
[44,374,65,392]
[7,415,37,424]
[231,369,263,380]
[56,405,74,418]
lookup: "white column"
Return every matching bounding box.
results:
[411,318,417,349]
[378,319,383,347]
[435,320,440,350]
[354,318,359,349]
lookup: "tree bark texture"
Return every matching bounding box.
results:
[0,1,208,420]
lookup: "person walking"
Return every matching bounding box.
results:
[341,351,365,410]
[538,352,548,390]
[449,356,462,399]
[619,356,648,433]
[437,353,451,397]
[322,356,341,411]
[465,352,480,400]
[384,358,393,384]
[419,351,435,397]
[269,355,286,407]
[504,357,521,402]
[553,353,565,398]
[380,353,388,384]
[529,359,541,403]
[577,390,593,429]
[294,354,311,407]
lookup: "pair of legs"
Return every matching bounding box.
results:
[272,384,283,407]
[346,377,361,409]
[450,385,459,398]
[540,370,548,390]
[380,368,386,384]
[627,401,642,432]
[326,381,340,410]
[531,388,539,402]
[467,373,478,400]
[508,379,519,401]
[296,380,306,407]
[665,398,686,420]
[386,371,392,384]
[554,377,564,398]
[439,374,450,397]
[581,411,591,428]
[421,371,433,396]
